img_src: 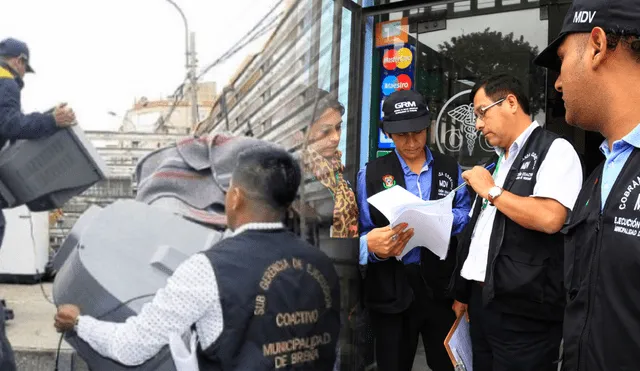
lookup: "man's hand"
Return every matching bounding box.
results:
[462,166,495,199]
[452,300,468,319]
[54,304,81,333]
[366,223,414,259]
[53,103,76,128]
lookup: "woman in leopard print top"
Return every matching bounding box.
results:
[301,89,359,239]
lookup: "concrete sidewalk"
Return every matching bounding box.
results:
[2,283,88,371]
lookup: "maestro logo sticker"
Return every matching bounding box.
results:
[382,47,413,70]
[381,74,412,95]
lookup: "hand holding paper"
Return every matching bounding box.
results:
[367,186,455,260]
[366,223,415,259]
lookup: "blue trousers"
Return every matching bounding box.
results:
[0,224,16,371]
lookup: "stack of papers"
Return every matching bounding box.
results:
[445,316,473,370]
[367,185,454,260]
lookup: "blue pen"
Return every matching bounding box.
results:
[448,162,496,195]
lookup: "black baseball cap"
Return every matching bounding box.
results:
[381,90,430,134]
[0,38,34,73]
[534,0,640,71]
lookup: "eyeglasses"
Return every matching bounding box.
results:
[474,98,505,120]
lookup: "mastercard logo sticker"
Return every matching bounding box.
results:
[381,74,412,95]
[382,47,413,70]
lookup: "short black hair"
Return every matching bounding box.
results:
[308,88,345,124]
[605,29,640,63]
[232,146,302,211]
[470,74,531,116]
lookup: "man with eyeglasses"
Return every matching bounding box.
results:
[449,74,583,371]
[0,37,76,371]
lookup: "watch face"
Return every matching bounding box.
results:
[489,187,501,198]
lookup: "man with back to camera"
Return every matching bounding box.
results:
[54,145,342,370]
[0,37,76,371]
[533,0,640,369]
[356,89,471,371]
[449,74,583,371]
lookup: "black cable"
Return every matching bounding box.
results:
[54,333,64,371]
[53,293,157,370]
[27,212,54,304]
[197,11,283,79]
[95,293,157,320]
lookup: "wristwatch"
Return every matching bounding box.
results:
[487,186,503,204]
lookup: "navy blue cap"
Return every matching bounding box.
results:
[534,0,640,71]
[382,90,430,134]
[0,38,34,73]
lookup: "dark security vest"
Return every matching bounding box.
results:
[197,229,341,370]
[362,149,460,313]
[562,148,640,371]
[451,127,565,321]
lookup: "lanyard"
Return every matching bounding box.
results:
[481,153,504,210]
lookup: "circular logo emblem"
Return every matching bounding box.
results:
[396,74,412,90]
[383,49,397,70]
[382,47,413,70]
[434,89,494,169]
[395,48,412,69]
[381,75,412,95]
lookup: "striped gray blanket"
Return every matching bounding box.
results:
[134,133,278,229]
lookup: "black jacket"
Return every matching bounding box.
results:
[562,148,640,371]
[450,127,565,321]
[362,150,461,313]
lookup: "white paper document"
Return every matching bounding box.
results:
[445,316,473,371]
[367,185,454,260]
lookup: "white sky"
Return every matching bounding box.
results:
[0,0,280,131]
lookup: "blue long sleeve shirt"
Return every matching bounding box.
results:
[0,65,58,142]
[356,147,471,265]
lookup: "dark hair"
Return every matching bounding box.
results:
[470,74,531,116]
[605,29,640,63]
[232,146,302,211]
[308,88,345,124]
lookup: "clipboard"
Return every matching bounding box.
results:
[444,314,473,371]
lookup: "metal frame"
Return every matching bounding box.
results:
[344,1,365,185]
[363,0,543,16]
[330,0,344,92]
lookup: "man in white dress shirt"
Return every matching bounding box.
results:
[54,145,341,370]
[449,74,583,371]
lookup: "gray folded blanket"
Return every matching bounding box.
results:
[134,133,279,229]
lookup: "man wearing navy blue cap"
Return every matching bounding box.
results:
[534,0,640,369]
[356,89,471,370]
[0,37,77,371]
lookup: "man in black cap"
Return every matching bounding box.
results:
[534,0,640,370]
[0,37,76,371]
[356,89,471,370]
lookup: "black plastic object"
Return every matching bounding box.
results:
[0,125,108,211]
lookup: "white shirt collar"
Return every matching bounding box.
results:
[495,121,540,158]
[232,222,285,236]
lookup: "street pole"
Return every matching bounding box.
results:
[189,32,199,128]
[165,0,198,129]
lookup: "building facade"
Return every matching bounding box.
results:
[47,83,217,254]
[197,1,596,368]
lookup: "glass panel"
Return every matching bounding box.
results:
[363,0,401,7]
[413,5,548,168]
